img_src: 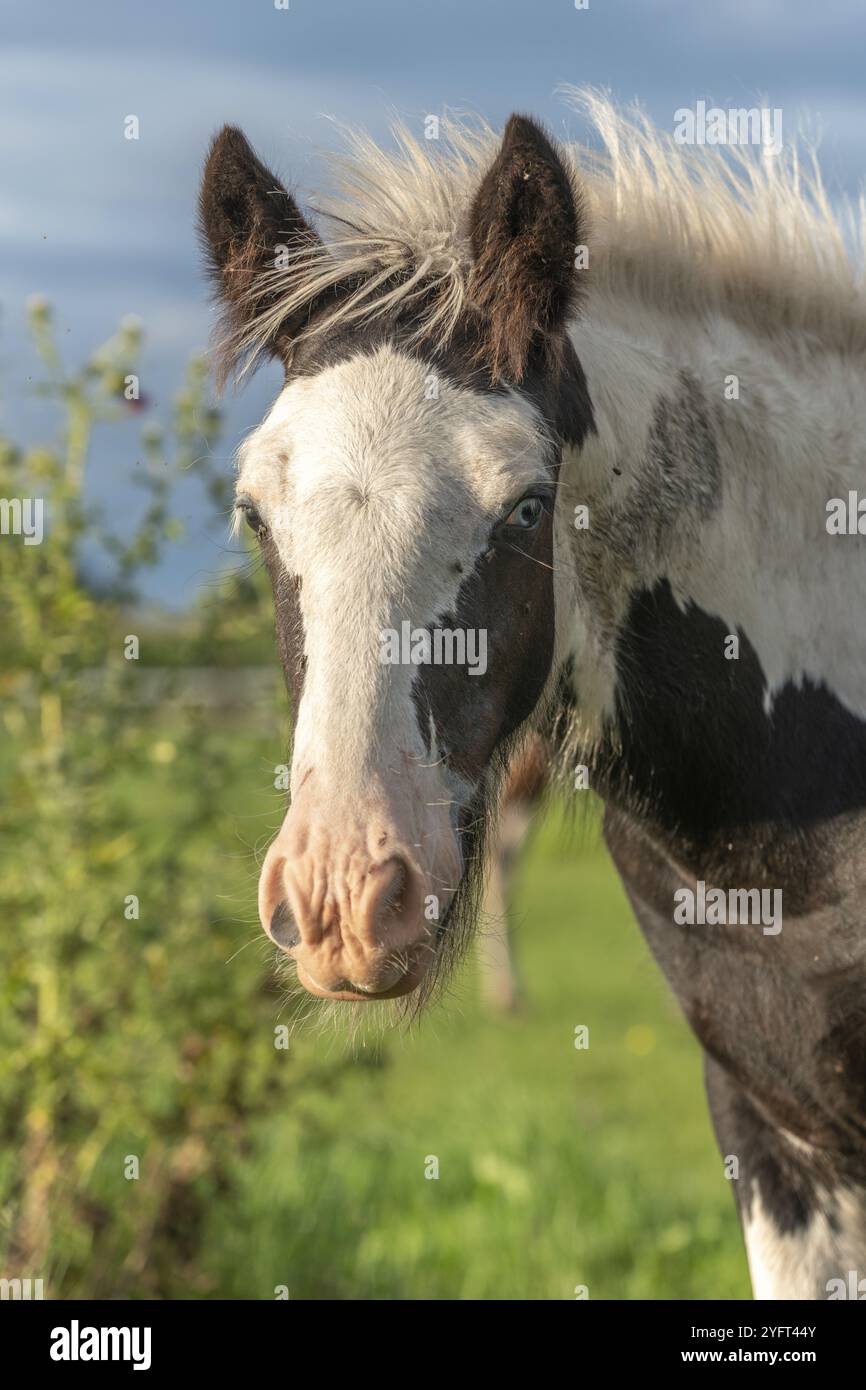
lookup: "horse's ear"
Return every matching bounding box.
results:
[198,125,321,380]
[469,114,585,383]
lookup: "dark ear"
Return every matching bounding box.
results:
[469,115,585,383]
[198,125,321,380]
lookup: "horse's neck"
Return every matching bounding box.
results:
[558,302,866,836]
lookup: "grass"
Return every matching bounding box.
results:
[195,798,751,1301]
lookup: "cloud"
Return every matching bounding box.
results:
[0,47,397,257]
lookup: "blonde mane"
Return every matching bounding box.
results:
[230,87,866,377]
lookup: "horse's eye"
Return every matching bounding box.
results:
[502,495,544,530]
[236,498,268,538]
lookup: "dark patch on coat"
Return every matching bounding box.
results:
[610,370,722,569]
[704,1056,824,1238]
[649,370,721,518]
[598,578,866,839]
[413,500,557,783]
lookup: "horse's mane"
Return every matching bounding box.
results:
[229,87,866,377]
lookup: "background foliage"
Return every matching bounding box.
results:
[0,309,749,1298]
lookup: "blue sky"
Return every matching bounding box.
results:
[3,0,865,605]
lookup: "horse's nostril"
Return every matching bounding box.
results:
[269,901,300,950]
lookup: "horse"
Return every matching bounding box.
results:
[477,730,548,1012]
[198,89,866,1300]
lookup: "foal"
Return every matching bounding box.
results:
[199,91,866,1298]
[477,731,548,1011]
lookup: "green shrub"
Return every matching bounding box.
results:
[0,304,315,1297]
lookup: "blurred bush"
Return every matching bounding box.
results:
[0,304,315,1297]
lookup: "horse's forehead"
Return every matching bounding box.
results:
[241,344,546,508]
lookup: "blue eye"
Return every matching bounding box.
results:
[502,495,544,529]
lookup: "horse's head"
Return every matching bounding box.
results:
[199,114,594,1004]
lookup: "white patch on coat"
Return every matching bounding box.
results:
[745,1183,866,1299]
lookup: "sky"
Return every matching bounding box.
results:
[3,0,865,605]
